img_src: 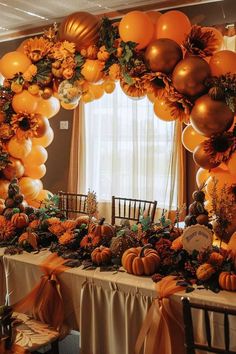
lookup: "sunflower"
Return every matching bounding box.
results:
[0,216,15,241]
[59,231,74,245]
[146,72,172,98]
[0,123,14,140]
[204,132,236,164]
[24,37,52,62]
[11,113,39,139]
[120,77,147,98]
[183,25,220,57]
[49,41,75,61]
[165,89,193,122]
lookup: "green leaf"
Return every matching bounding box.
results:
[122,71,134,85]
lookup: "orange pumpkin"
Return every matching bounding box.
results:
[76,215,90,226]
[171,235,183,250]
[91,246,112,265]
[208,252,224,266]
[18,231,38,249]
[122,245,160,276]
[196,263,215,281]
[219,271,236,291]
[80,234,101,248]
[90,218,115,242]
[11,212,29,228]
[62,219,77,231]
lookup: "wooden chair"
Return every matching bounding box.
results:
[58,191,88,219]
[0,307,59,354]
[111,196,157,225]
[181,297,236,354]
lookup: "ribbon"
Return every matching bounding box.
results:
[12,253,68,331]
[135,275,185,354]
[0,343,29,354]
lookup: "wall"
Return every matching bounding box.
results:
[0,38,73,194]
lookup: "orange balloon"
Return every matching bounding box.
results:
[209,50,236,76]
[156,10,191,45]
[81,60,104,83]
[103,80,116,94]
[24,163,46,179]
[16,39,30,53]
[89,84,104,99]
[0,179,10,199]
[12,90,39,114]
[23,145,48,165]
[36,96,60,118]
[206,171,236,196]
[34,116,50,138]
[119,11,154,50]
[196,167,211,188]
[182,124,207,152]
[153,98,177,121]
[146,11,162,25]
[27,189,53,208]
[61,100,79,110]
[19,177,42,200]
[0,51,31,79]
[7,137,32,159]
[227,152,236,176]
[32,127,54,148]
[202,27,223,52]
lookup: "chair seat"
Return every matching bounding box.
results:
[13,312,59,352]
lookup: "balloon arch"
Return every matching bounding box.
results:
[0,10,235,239]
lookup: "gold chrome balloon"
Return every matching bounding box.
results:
[193,142,220,169]
[59,12,101,51]
[172,56,210,97]
[145,38,182,74]
[190,94,234,137]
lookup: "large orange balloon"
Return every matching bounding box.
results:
[146,11,162,25]
[32,127,54,148]
[0,51,31,79]
[0,179,10,199]
[119,11,154,50]
[12,90,39,114]
[156,10,191,45]
[153,98,178,121]
[19,177,42,200]
[196,167,211,188]
[23,145,48,165]
[181,124,207,152]
[59,12,101,51]
[193,142,221,170]
[81,60,104,83]
[24,163,46,179]
[209,50,236,76]
[36,96,60,119]
[7,137,32,159]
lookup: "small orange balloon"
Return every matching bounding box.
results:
[119,11,154,50]
[61,100,79,110]
[196,167,211,188]
[19,177,42,200]
[0,51,31,79]
[36,96,60,118]
[32,127,54,148]
[24,163,46,179]
[12,90,39,114]
[209,50,236,76]
[7,137,32,159]
[181,124,207,152]
[23,145,48,165]
[103,80,116,94]
[153,98,177,121]
[156,10,191,45]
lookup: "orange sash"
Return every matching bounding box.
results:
[13,253,68,331]
[135,275,185,354]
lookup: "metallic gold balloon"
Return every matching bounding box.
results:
[190,95,234,137]
[59,12,100,51]
[145,38,182,74]
[193,142,220,169]
[172,56,210,97]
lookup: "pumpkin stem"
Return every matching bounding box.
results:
[99,217,105,225]
[139,243,153,258]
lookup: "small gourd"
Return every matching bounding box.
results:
[219,271,236,291]
[11,212,29,228]
[196,263,215,281]
[91,246,112,265]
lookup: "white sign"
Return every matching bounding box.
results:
[182,224,213,254]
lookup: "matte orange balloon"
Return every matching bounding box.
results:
[227,152,236,176]
[196,167,211,188]
[0,179,10,199]
[119,11,154,50]
[19,177,42,200]
[24,163,46,179]
[153,98,177,121]
[36,96,60,119]
[12,90,39,114]
[146,11,162,25]
[7,137,32,159]
[32,127,54,148]
[23,145,48,165]
[201,27,223,52]
[182,124,207,152]
[0,51,31,79]
[156,10,191,45]
[209,50,236,76]
[61,100,79,110]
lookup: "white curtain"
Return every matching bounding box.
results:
[83,84,178,219]
[224,35,236,51]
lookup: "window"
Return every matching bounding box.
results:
[84,84,178,209]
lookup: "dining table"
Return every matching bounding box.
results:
[2,248,236,354]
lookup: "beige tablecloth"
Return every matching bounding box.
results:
[0,247,6,305]
[3,250,236,354]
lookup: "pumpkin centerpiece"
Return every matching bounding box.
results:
[122,244,160,276]
[91,246,112,265]
[219,271,236,291]
[80,217,114,248]
[11,212,29,229]
[196,263,215,281]
[18,230,38,250]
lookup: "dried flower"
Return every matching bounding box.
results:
[109,63,121,81]
[204,132,236,164]
[0,123,14,140]
[48,223,64,237]
[22,64,37,82]
[86,190,98,219]
[43,23,58,42]
[11,112,39,139]
[50,41,75,61]
[0,216,15,241]
[59,231,74,245]
[24,37,52,62]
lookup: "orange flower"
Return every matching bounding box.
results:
[22,64,37,82]
[48,223,64,237]
[29,219,40,230]
[0,216,15,241]
[24,37,52,62]
[47,217,61,225]
[50,41,75,61]
[11,113,39,139]
[109,64,121,81]
[59,231,74,245]
[0,123,14,140]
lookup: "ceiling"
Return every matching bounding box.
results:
[0,0,233,41]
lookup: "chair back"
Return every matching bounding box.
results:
[111,196,157,225]
[58,191,88,219]
[182,297,236,354]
